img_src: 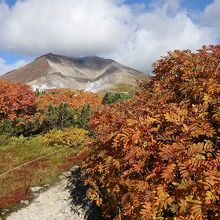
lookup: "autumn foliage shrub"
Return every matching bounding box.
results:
[0,80,36,121]
[84,45,220,219]
[0,81,39,136]
[36,88,102,111]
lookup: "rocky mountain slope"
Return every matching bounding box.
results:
[0,53,145,93]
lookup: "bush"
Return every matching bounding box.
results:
[41,103,77,130]
[84,45,220,219]
[36,88,102,111]
[42,127,88,148]
[0,117,42,136]
[0,80,36,122]
[76,104,91,129]
[40,103,91,131]
[102,92,132,105]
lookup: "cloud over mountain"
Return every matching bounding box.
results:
[0,0,218,72]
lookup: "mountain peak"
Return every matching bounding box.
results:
[35,52,60,62]
[0,53,145,93]
[44,52,57,58]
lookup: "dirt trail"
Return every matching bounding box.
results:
[6,178,85,220]
[6,169,86,220]
[4,166,102,220]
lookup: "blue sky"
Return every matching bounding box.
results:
[125,0,214,11]
[5,0,16,6]
[5,0,215,10]
[0,0,219,73]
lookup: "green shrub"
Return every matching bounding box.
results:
[41,103,91,131]
[0,117,41,137]
[76,104,91,129]
[42,103,77,130]
[102,92,132,105]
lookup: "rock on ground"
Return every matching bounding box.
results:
[7,179,85,220]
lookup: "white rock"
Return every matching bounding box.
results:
[30,186,44,193]
[20,200,30,206]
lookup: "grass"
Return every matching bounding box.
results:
[0,135,88,210]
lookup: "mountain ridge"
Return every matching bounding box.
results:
[0,53,146,93]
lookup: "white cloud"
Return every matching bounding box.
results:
[0,0,217,72]
[0,58,27,75]
[114,7,217,71]
[203,0,220,35]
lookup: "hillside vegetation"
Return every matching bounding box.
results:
[0,85,102,210]
[0,79,131,211]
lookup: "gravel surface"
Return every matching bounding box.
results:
[6,178,85,220]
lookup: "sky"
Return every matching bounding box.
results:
[0,0,219,74]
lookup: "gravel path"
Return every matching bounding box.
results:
[6,178,85,220]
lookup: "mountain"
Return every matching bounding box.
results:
[0,53,146,93]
